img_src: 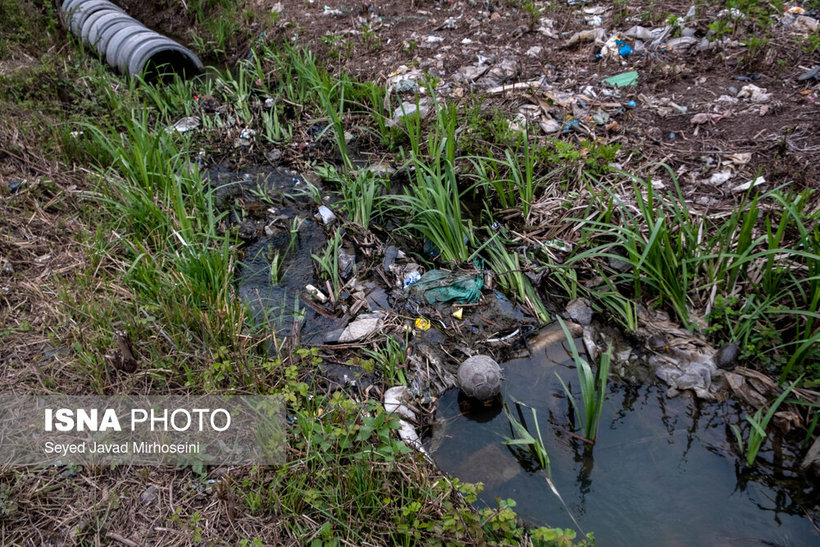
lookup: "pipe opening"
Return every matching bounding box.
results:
[142,50,201,82]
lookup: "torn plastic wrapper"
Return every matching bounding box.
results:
[408,270,484,305]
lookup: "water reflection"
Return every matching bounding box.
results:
[426,341,819,546]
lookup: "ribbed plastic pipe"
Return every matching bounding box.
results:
[60,0,202,79]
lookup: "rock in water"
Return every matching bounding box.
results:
[457,355,503,400]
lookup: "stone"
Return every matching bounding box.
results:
[713,342,739,370]
[566,298,593,326]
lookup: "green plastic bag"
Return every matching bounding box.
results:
[603,70,638,87]
[409,270,483,305]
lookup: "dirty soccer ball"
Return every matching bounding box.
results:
[457,355,503,401]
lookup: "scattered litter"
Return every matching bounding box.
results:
[317,205,336,225]
[409,270,483,305]
[166,116,200,134]
[543,239,573,253]
[793,15,819,33]
[536,17,559,39]
[305,284,328,303]
[737,84,772,103]
[668,101,688,114]
[539,118,563,133]
[325,315,382,343]
[384,386,428,456]
[603,70,638,87]
[664,36,698,51]
[563,28,607,49]
[452,308,463,320]
[479,58,519,88]
[624,25,665,42]
[525,45,543,57]
[718,7,746,20]
[728,153,752,165]
[233,128,257,148]
[403,270,421,287]
[616,39,633,57]
[797,66,819,81]
[716,95,739,104]
[585,15,603,27]
[734,73,761,82]
[487,328,520,344]
[690,112,727,125]
[384,386,415,421]
[708,171,733,185]
[732,176,765,193]
[599,34,622,61]
[457,355,503,400]
[563,119,580,131]
[414,317,431,331]
[590,109,610,125]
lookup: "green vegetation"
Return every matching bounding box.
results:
[554,318,612,445]
[564,170,819,381]
[732,377,802,466]
[2,0,818,543]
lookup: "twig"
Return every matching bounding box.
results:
[105,532,139,547]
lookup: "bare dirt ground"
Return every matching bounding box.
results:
[117,0,820,194]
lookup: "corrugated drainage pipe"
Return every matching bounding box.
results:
[60,0,203,79]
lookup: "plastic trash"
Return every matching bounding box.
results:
[166,116,200,134]
[325,315,382,343]
[708,171,733,185]
[732,176,765,193]
[414,317,431,331]
[563,119,580,131]
[737,84,772,103]
[798,66,820,81]
[539,118,562,133]
[383,386,427,455]
[403,270,421,287]
[317,205,336,225]
[616,39,633,57]
[305,284,328,303]
[409,270,483,305]
[603,70,639,87]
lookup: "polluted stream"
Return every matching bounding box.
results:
[210,164,817,544]
[427,329,819,546]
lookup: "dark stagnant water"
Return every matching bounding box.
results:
[426,335,819,546]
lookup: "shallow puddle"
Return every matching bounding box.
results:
[427,332,819,546]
